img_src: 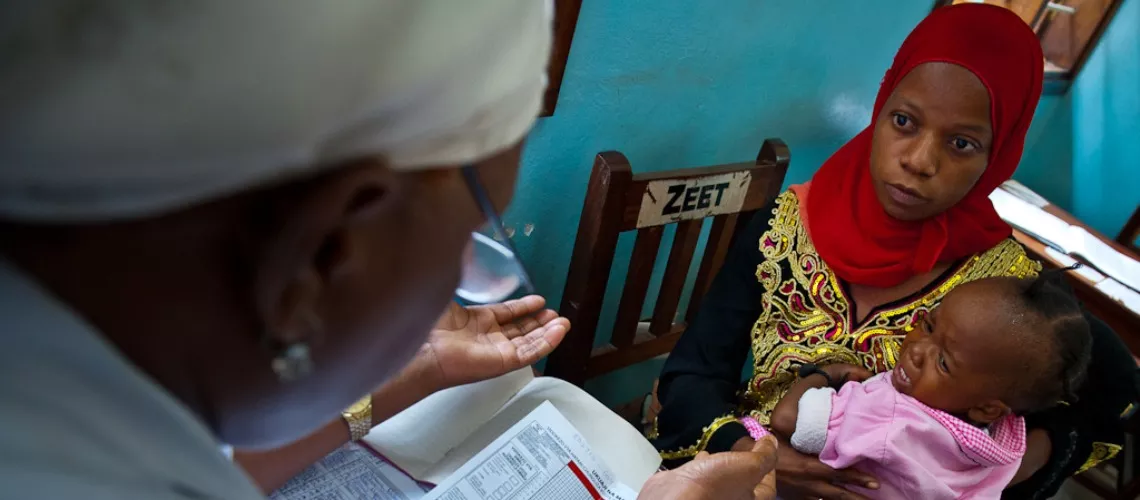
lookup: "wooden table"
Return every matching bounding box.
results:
[1011,203,1140,356]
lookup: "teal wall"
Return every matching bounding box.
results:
[1071,0,1140,238]
[502,0,1130,405]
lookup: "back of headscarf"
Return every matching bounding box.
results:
[803,3,1043,288]
[0,0,551,222]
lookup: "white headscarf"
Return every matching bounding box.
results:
[0,0,552,222]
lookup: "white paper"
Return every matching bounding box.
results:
[1096,279,1140,315]
[425,377,661,490]
[1000,180,1050,208]
[1043,247,1106,283]
[989,189,1073,251]
[989,189,1140,292]
[364,368,535,480]
[270,443,429,500]
[422,402,637,500]
[1068,227,1140,293]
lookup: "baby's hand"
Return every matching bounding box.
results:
[820,364,874,385]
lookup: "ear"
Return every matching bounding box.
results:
[251,161,399,350]
[967,399,1011,425]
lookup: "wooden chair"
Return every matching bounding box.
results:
[544,139,790,387]
[1117,204,1140,257]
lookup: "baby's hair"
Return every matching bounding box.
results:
[1006,266,1092,415]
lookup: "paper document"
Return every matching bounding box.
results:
[989,189,1140,292]
[271,443,429,500]
[1044,247,1106,283]
[989,189,1072,250]
[1097,279,1140,316]
[423,402,638,500]
[1000,180,1050,208]
[366,373,661,490]
[1069,227,1140,293]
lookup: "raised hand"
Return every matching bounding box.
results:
[409,295,569,391]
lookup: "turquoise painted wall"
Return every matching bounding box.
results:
[1071,0,1140,238]
[502,0,1094,405]
[1017,92,1074,210]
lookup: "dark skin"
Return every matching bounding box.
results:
[730,62,1050,500]
[236,294,570,492]
[868,61,994,222]
[771,279,1053,495]
[0,143,527,450]
[2,139,780,499]
[889,279,1033,424]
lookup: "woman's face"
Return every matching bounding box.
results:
[869,62,994,221]
[215,144,524,449]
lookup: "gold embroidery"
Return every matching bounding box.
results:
[741,191,1040,425]
[1076,442,1122,474]
[659,190,1041,457]
[659,414,741,460]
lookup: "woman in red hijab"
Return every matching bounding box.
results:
[652,4,1136,499]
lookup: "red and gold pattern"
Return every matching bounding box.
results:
[743,191,1038,424]
[659,191,1039,461]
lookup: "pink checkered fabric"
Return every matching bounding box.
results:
[915,402,1026,466]
[739,416,770,441]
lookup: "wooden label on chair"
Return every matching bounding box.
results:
[636,171,752,228]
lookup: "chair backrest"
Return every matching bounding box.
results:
[1118,204,1140,257]
[544,139,790,387]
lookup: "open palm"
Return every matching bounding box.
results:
[415,295,570,389]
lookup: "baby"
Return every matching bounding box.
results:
[770,272,1093,499]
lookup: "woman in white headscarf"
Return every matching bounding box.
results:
[0,1,775,499]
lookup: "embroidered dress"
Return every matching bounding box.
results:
[651,192,1135,499]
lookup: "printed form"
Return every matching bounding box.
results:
[423,402,637,500]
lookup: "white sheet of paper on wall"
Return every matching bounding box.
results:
[636,171,751,228]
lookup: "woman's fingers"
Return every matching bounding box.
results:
[681,447,779,494]
[848,366,874,382]
[802,459,877,490]
[834,467,878,489]
[797,454,841,478]
[482,295,546,324]
[510,318,568,363]
[501,314,543,338]
[751,435,779,460]
[810,483,872,500]
[502,308,561,337]
[753,470,777,500]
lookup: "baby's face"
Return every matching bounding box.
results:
[892,280,1028,422]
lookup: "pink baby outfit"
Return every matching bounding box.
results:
[790,373,1026,499]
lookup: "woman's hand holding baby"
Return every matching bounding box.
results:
[763,363,877,499]
[771,440,878,500]
[818,363,874,386]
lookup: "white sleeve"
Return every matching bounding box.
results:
[790,387,835,455]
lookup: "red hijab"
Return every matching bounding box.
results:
[801,4,1043,288]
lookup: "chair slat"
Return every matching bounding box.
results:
[545,139,790,387]
[612,226,665,348]
[649,219,702,335]
[544,153,632,386]
[686,213,739,323]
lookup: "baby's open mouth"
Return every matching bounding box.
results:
[892,363,912,391]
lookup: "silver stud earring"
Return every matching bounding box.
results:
[272,342,313,382]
